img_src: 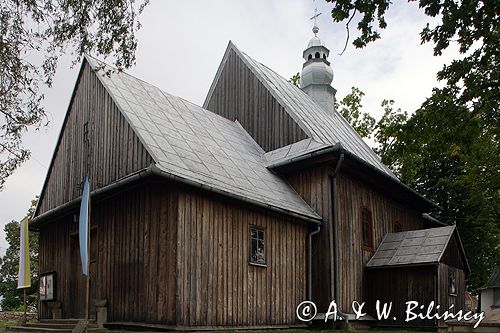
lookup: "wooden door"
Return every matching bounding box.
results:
[69,229,97,319]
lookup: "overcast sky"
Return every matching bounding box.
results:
[0,1,459,255]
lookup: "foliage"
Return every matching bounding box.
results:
[0,0,150,190]
[0,321,16,328]
[326,0,500,290]
[289,72,301,87]
[335,87,376,139]
[372,99,408,164]
[383,91,500,290]
[0,199,39,311]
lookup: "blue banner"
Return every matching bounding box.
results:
[79,176,90,276]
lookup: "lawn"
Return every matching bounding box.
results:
[231,330,433,333]
[0,323,434,333]
[0,321,15,328]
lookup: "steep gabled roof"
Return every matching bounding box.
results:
[204,41,396,179]
[366,225,470,274]
[85,56,321,222]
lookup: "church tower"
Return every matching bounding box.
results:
[300,21,337,112]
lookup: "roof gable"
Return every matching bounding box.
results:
[204,41,395,179]
[203,44,308,151]
[34,60,153,217]
[85,56,321,222]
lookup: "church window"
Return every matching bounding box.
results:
[361,208,373,250]
[250,226,266,266]
[449,268,457,296]
[308,54,312,60]
[323,53,326,59]
[83,121,89,143]
[315,52,320,58]
[394,221,403,233]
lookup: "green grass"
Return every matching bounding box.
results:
[232,331,433,333]
[0,321,15,328]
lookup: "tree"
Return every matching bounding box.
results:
[326,0,500,291]
[289,72,301,87]
[0,0,150,190]
[335,86,376,139]
[372,99,408,170]
[0,199,39,310]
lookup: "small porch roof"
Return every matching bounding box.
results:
[366,225,469,275]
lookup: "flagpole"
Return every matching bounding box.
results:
[23,288,26,321]
[85,179,91,333]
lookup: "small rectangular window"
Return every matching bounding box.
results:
[493,288,500,307]
[250,227,266,266]
[83,121,89,143]
[361,208,373,250]
[449,269,457,296]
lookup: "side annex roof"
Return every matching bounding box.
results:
[366,225,470,275]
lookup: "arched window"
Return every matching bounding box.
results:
[308,54,312,60]
[394,221,403,233]
[315,52,320,58]
[323,53,327,59]
[361,208,373,250]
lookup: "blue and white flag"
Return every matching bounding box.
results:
[79,176,90,276]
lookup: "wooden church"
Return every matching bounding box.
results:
[30,24,469,330]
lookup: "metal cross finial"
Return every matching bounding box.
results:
[310,6,322,35]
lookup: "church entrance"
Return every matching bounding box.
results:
[69,229,97,319]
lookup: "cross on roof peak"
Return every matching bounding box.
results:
[310,6,322,35]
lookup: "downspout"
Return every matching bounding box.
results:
[330,150,349,324]
[307,224,321,301]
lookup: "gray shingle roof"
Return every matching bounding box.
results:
[86,56,321,222]
[205,42,396,179]
[366,225,456,268]
[263,138,332,167]
[481,266,500,290]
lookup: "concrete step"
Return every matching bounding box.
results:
[8,320,101,333]
[24,323,98,330]
[7,326,102,333]
[37,320,96,325]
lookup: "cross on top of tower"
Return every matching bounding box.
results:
[310,7,322,35]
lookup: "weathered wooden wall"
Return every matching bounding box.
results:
[437,264,466,326]
[38,182,178,324]
[38,215,71,319]
[286,167,424,311]
[284,166,333,310]
[336,172,423,310]
[37,62,153,216]
[366,267,436,328]
[437,237,467,328]
[39,181,309,326]
[205,50,308,151]
[175,188,309,327]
